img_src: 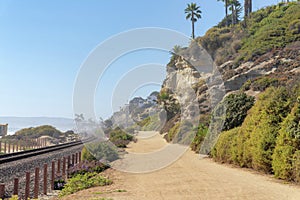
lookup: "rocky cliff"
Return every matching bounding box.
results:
[158,2,300,151]
[109,92,161,129]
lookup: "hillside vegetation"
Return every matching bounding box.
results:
[81,127,135,162]
[212,85,300,181]
[155,2,300,183]
[198,1,300,66]
[208,2,300,183]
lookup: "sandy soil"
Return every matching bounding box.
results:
[59,131,300,200]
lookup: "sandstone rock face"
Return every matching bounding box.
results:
[107,42,300,133]
[160,45,300,120]
[163,60,202,120]
[157,45,299,154]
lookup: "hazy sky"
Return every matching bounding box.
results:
[0,0,281,119]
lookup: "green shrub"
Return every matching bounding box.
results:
[195,3,300,65]
[244,87,291,172]
[288,19,300,34]
[251,77,279,91]
[239,3,300,62]
[293,150,300,183]
[8,195,18,200]
[109,127,134,148]
[231,39,242,53]
[158,92,169,100]
[190,124,208,153]
[137,117,151,127]
[59,172,112,197]
[241,79,252,91]
[136,114,162,131]
[213,87,293,172]
[82,146,97,161]
[165,122,180,142]
[222,93,255,131]
[82,142,119,162]
[212,122,249,166]
[272,101,300,180]
[212,128,239,163]
[198,27,233,64]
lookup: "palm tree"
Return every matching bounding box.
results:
[218,0,229,26]
[229,0,242,25]
[171,45,182,56]
[185,3,202,39]
[75,113,84,122]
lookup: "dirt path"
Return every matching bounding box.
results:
[61,131,300,200]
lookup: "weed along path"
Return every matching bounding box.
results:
[60,131,300,200]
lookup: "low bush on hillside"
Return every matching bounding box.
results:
[195,2,300,66]
[251,77,279,91]
[68,160,109,178]
[164,122,180,142]
[190,124,208,153]
[241,80,252,91]
[137,114,163,131]
[81,142,119,162]
[159,114,180,135]
[213,86,294,173]
[59,172,112,197]
[109,127,134,148]
[81,127,134,162]
[272,100,300,181]
[212,127,239,163]
[239,2,300,62]
[221,93,255,131]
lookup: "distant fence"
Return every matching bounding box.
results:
[0,138,47,154]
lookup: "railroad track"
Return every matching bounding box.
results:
[0,140,88,165]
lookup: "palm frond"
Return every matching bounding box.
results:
[185,13,192,20]
[194,13,201,19]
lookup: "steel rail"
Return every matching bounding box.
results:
[0,140,86,165]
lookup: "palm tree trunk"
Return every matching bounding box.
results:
[225,0,228,26]
[249,0,252,14]
[192,13,195,39]
[192,21,195,39]
[233,4,238,25]
[244,0,249,18]
[231,4,234,25]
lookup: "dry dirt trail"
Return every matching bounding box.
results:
[61,131,300,200]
